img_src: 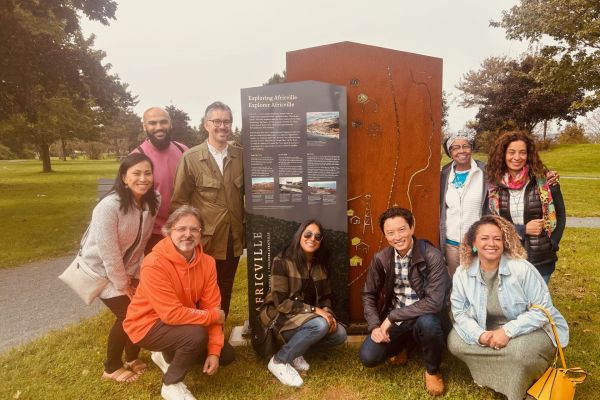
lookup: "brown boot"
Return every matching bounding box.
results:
[424,371,444,396]
[388,348,408,366]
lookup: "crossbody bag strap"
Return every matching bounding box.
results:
[78,224,92,256]
[530,304,567,369]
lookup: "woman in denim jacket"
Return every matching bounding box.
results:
[447,215,568,400]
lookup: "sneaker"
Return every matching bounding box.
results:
[161,382,197,400]
[268,356,303,387]
[424,371,445,396]
[388,348,408,366]
[151,351,170,374]
[291,355,310,372]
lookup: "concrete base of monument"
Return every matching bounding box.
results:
[227,320,367,347]
[229,320,251,346]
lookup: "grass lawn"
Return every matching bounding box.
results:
[0,159,119,268]
[1,228,598,399]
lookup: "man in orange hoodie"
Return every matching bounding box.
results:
[124,205,234,400]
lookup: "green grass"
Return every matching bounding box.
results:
[1,229,598,399]
[0,159,119,268]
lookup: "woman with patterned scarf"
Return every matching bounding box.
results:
[486,131,566,283]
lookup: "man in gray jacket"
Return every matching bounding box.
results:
[358,207,451,397]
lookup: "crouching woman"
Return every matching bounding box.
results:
[259,219,347,387]
[448,215,569,400]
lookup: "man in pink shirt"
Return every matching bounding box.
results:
[132,107,188,254]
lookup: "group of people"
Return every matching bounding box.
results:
[77,99,569,400]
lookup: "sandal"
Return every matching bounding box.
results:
[124,359,148,375]
[101,367,139,383]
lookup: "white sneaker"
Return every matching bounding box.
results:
[161,382,197,400]
[151,351,170,374]
[291,355,310,372]
[268,356,303,387]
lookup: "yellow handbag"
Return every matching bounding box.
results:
[527,305,587,400]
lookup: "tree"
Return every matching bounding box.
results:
[558,123,590,144]
[263,71,287,86]
[0,0,134,171]
[457,55,585,145]
[165,105,202,148]
[102,110,141,156]
[492,0,600,110]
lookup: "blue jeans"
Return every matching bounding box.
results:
[276,316,347,364]
[358,312,450,374]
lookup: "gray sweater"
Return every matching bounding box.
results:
[80,192,159,299]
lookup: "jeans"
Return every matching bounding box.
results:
[358,312,450,374]
[276,317,347,364]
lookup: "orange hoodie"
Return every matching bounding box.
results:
[124,237,224,356]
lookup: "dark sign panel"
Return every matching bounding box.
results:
[242,81,348,328]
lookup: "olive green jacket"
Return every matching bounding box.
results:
[171,142,244,260]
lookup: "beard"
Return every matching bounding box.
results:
[147,129,172,150]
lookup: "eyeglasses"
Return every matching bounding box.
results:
[450,144,472,152]
[208,119,232,127]
[302,230,323,242]
[172,226,201,234]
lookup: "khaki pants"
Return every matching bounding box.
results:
[445,244,460,277]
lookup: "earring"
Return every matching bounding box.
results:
[472,246,477,253]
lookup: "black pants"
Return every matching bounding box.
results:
[136,321,235,385]
[101,295,140,373]
[359,311,451,374]
[215,231,240,317]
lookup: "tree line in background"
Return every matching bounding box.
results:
[0,1,239,171]
[457,0,600,150]
[1,1,599,171]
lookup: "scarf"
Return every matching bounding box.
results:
[488,165,557,236]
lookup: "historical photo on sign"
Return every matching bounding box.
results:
[308,181,337,195]
[279,176,303,194]
[306,111,340,142]
[251,177,274,194]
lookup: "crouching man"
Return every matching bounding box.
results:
[358,207,451,396]
[124,205,234,400]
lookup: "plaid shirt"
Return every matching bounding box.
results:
[392,248,420,319]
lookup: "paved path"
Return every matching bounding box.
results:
[0,255,103,354]
[1,218,598,355]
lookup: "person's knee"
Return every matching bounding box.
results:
[311,317,331,334]
[358,340,381,368]
[182,326,208,350]
[331,324,348,345]
[415,314,443,340]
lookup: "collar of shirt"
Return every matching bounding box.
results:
[394,246,413,264]
[207,142,228,159]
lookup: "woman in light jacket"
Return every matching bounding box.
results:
[440,133,488,275]
[81,153,160,382]
[448,215,568,400]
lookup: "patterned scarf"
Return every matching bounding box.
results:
[488,165,557,236]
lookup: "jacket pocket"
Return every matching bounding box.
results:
[199,176,220,202]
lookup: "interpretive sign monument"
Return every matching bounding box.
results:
[241,81,349,330]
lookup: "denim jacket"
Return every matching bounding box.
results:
[451,254,569,348]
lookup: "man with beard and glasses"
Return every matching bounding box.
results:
[124,205,234,400]
[171,101,244,317]
[132,107,188,254]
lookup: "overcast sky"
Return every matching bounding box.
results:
[81,0,529,132]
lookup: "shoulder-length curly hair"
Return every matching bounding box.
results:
[459,215,527,267]
[281,219,330,270]
[487,130,547,185]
